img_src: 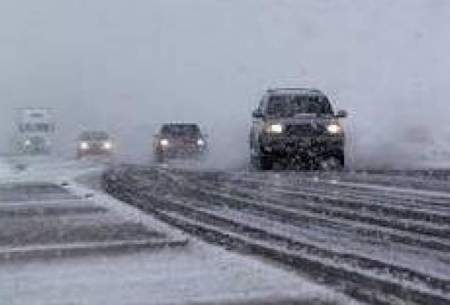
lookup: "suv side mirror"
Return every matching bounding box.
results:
[252,109,264,118]
[336,110,348,118]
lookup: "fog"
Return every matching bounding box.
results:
[1,0,450,168]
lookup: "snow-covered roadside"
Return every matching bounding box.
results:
[0,157,361,305]
[0,155,105,184]
[1,247,354,305]
[0,157,14,177]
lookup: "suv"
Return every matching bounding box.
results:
[250,88,347,170]
[154,123,207,162]
[77,131,114,159]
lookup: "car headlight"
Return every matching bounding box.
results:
[197,139,205,146]
[160,139,169,147]
[103,141,113,150]
[80,142,89,150]
[327,124,342,134]
[265,124,283,134]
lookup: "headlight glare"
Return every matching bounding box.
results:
[80,142,89,150]
[103,141,113,150]
[266,124,283,134]
[327,124,342,134]
[160,139,169,147]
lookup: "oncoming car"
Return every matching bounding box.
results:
[77,131,114,159]
[250,88,348,170]
[154,123,207,162]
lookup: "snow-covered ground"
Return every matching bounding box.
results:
[1,244,351,305]
[0,156,358,305]
[0,155,105,182]
[103,164,450,304]
[0,158,13,177]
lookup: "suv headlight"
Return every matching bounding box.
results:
[80,142,89,150]
[265,124,283,134]
[197,139,205,146]
[103,141,113,150]
[159,139,169,147]
[326,124,342,134]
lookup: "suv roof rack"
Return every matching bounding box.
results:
[162,122,199,126]
[267,88,323,94]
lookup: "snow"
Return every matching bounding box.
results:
[320,178,450,199]
[1,245,356,305]
[0,155,105,184]
[147,167,450,302]
[212,207,450,281]
[0,156,359,305]
[0,158,13,177]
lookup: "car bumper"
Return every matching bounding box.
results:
[260,135,344,158]
[156,147,207,158]
[78,149,113,158]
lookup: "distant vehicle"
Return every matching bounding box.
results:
[250,88,347,170]
[154,123,207,162]
[13,108,55,155]
[77,131,114,159]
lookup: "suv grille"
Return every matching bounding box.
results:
[285,124,325,137]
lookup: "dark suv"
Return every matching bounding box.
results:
[154,123,207,162]
[250,88,347,170]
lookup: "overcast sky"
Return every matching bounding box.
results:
[1,0,449,167]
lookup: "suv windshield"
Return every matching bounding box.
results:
[266,95,333,118]
[161,124,200,137]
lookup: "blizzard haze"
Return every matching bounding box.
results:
[1,0,449,168]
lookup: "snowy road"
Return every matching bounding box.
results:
[0,157,356,305]
[103,165,450,305]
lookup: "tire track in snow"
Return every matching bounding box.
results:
[103,166,450,305]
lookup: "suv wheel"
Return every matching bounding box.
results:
[252,155,273,171]
[319,156,344,171]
